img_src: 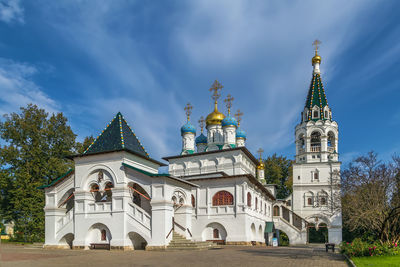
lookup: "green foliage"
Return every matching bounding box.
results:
[340,238,400,257]
[75,135,95,154]
[352,255,400,267]
[264,154,293,199]
[279,230,289,246]
[0,104,80,242]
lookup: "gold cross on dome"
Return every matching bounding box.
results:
[312,39,321,53]
[257,148,264,160]
[198,116,205,133]
[184,103,193,121]
[234,109,243,126]
[224,94,234,115]
[209,80,223,102]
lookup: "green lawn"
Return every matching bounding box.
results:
[352,255,400,267]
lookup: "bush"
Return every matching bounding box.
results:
[340,238,400,257]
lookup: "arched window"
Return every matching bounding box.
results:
[101,229,107,241]
[213,228,219,238]
[90,184,101,202]
[328,131,336,151]
[247,192,252,207]
[273,205,280,216]
[212,191,234,206]
[320,197,326,205]
[307,197,313,205]
[264,203,266,215]
[314,172,319,180]
[191,194,195,208]
[298,134,305,150]
[311,131,321,152]
[313,110,319,118]
[104,182,113,202]
[255,197,258,210]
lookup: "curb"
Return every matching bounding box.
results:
[342,253,356,267]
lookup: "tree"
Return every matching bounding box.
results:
[75,135,95,154]
[0,104,77,241]
[341,152,400,244]
[264,154,293,199]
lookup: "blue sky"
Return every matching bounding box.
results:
[0,0,399,165]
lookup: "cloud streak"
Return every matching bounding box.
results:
[0,0,24,24]
[0,58,58,115]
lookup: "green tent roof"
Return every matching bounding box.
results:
[84,112,149,157]
[304,73,330,121]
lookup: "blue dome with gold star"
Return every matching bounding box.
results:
[181,122,196,135]
[195,133,207,144]
[236,128,246,139]
[221,115,238,127]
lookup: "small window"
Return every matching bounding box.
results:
[320,197,326,205]
[325,111,328,118]
[213,228,219,238]
[298,175,300,180]
[255,197,258,210]
[247,192,252,207]
[313,110,319,118]
[273,205,280,216]
[314,172,319,180]
[191,194,195,207]
[307,197,313,205]
[101,229,107,241]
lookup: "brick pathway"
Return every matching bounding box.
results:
[0,244,347,267]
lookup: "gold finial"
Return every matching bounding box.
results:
[184,102,193,122]
[209,80,223,105]
[234,109,243,126]
[257,148,265,170]
[312,39,321,53]
[312,39,322,65]
[224,94,234,115]
[257,148,264,160]
[198,116,205,133]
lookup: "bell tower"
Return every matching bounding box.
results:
[292,40,342,244]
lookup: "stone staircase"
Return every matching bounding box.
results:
[167,231,216,250]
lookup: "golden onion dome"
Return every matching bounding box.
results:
[312,52,321,65]
[206,102,225,126]
[257,162,265,170]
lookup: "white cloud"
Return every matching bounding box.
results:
[0,58,58,115]
[0,0,24,24]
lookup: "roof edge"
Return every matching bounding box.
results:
[68,148,167,166]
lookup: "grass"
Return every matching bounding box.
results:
[351,255,400,267]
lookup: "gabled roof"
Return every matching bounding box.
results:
[305,73,329,121]
[84,112,149,157]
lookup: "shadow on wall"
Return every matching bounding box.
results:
[128,232,147,250]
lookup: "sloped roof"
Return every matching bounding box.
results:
[305,73,329,121]
[84,112,149,157]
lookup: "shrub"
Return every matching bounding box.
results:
[340,238,400,257]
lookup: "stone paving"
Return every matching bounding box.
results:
[0,243,348,267]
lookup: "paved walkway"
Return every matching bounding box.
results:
[0,244,347,267]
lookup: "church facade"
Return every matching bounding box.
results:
[41,47,342,250]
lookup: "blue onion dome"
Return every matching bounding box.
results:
[236,128,246,139]
[181,122,196,135]
[195,133,207,144]
[221,115,238,127]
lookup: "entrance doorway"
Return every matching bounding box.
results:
[308,223,328,243]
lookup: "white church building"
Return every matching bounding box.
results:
[41,47,342,250]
